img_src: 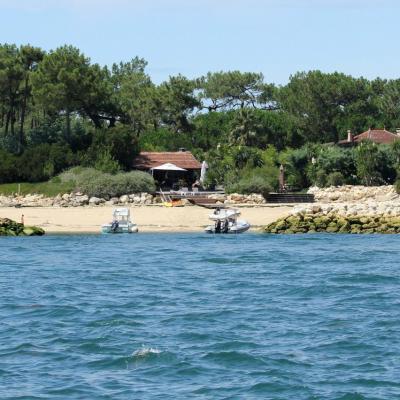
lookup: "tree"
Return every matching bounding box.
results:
[379,79,400,129]
[114,59,158,134]
[0,44,24,143]
[355,140,382,185]
[18,45,44,152]
[279,71,379,143]
[32,45,106,141]
[157,75,200,133]
[229,108,262,146]
[198,71,269,111]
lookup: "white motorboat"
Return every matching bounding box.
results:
[101,208,138,234]
[205,208,250,234]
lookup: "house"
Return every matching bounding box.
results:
[337,128,400,147]
[132,149,202,189]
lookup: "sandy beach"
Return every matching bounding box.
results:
[0,205,293,233]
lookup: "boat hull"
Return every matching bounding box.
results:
[101,224,138,234]
[204,221,250,234]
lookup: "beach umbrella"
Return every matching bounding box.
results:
[150,163,187,171]
[200,160,208,183]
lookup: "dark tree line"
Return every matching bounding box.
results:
[1,42,400,184]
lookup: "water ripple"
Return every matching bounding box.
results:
[1,233,400,399]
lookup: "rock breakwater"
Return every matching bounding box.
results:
[0,218,45,236]
[265,214,400,234]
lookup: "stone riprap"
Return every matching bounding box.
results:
[291,200,400,218]
[264,214,400,234]
[308,185,399,203]
[0,192,266,207]
[0,218,45,236]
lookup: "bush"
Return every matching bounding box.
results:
[87,126,140,170]
[16,144,75,182]
[326,171,345,187]
[228,175,272,198]
[93,149,121,174]
[0,150,18,183]
[226,166,278,198]
[58,167,155,198]
[315,169,327,187]
[395,179,400,194]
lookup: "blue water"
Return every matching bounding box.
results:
[1,233,400,399]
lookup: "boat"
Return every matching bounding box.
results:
[204,208,250,234]
[101,208,138,234]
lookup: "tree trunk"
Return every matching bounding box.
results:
[18,75,29,153]
[66,110,71,143]
[5,110,10,134]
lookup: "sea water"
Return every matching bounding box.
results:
[0,233,399,399]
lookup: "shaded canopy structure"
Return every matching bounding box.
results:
[133,151,202,189]
[150,163,187,172]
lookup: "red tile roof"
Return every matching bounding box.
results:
[133,151,202,170]
[354,129,400,144]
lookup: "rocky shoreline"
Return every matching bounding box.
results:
[0,192,266,208]
[264,185,400,234]
[265,214,400,234]
[0,218,45,236]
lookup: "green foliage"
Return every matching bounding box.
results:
[394,179,400,194]
[326,172,345,187]
[354,140,383,185]
[82,125,139,170]
[229,109,261,146]
[0,149,18,183]
[3,41,400,190]
[16,144,75,182]
[80,171,155,198]
[198,71,266,111]
[227,175,272,198]
[315,170,327,187]
[0,181,75,196]
[58,167,155,197]
[93,149,121,174]
[139,128,192,151]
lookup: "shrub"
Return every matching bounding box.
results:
[16,144,75,182]
[228,175,272,198]
[326,171,345,187]
[58,167,156,198]
[226,166,278,198]
[88,126,140,170]
[354,140,382,186]
[93,149,121,174]
[0,150,18,183]
[315,169,327,187]
[395,179,400,194]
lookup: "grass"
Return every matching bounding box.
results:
[0,181,75,197]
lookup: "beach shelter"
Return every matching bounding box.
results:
[150,163,187,172]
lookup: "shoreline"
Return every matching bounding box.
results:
[0,205,293,234]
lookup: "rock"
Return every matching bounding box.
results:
[71,194,89,206]
[23,226,45,236]
[0,218,44,236]
[89,197,102,205]
[119,195,129,203]
[265,213,400,235]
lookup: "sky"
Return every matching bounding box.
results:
[1,0,399,84]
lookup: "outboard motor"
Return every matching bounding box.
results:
[111,220,119,232]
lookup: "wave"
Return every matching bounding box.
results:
[132,346,162,357]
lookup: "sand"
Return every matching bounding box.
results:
[0,205,293,233]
